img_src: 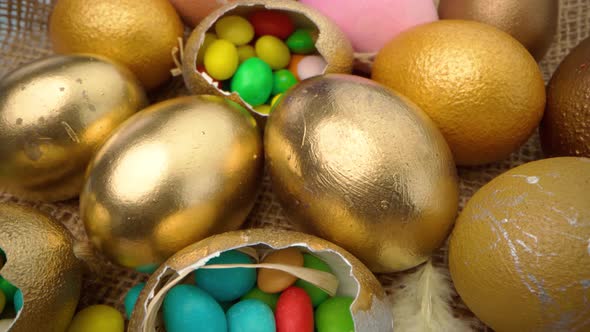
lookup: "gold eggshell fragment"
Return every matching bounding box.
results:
[128,229,393,332]
[265,74,459,273]
[0,54,147,202]
[183,0,354,124]
[0,204,83,332]
[80,96,264,270]
[438,0,558,61]
[541,37,590,158]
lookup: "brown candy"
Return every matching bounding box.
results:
[257,248,304,293]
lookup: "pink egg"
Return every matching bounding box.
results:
[299,0,438,53]
[168,0,238,27]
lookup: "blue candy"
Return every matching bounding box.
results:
[227,299,275,332]
[14,289,23,312]
[124,283,145,319]
[163,284,226,332]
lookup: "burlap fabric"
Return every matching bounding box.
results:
[0,0,588,330]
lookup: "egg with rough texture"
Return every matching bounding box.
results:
[449,157,590,332]
[0,54,147,202]
[169,0,238,27]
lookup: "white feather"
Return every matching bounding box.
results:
[391,260,474,332]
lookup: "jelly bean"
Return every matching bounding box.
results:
[135,263,158,274]
[254,105,272,115]
[215,16,254,46]
[197,33,217,66]
[231,57,273,107]
[271,93,283,107]
[13,289,22,312]
[258,248,303,293]
[273,69,298,95]
[250,10,295,39]
[275,287,314,332]
[286,29,316,54]
[124,283,145,319]
[204,39,239,80]
[241,287,280,311]
[227,299,276,332]
[298,55,327,81]
[0,276,17,304]
[315,297,355,332]
[194,250,256,302]
[67,305,125,332]
[0,290,5,314]
[163,285,226,332]
[255,35,291,70]
[294,254,332,307]
[288,54,305,80]
[237,45,256,63]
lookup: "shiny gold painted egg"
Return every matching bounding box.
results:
[0,204,83,332]
[0,54,147,202]
[80,95,264,270]
[265,74,459,273]
[128,229,393,331]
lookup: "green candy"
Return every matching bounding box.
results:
[231,57,273,107]
[241,287,279,311]
[286,29,316,54]
[295,254,331,307]
[272,70,298,95]
[0,276,17,305]
[315,296,355,332]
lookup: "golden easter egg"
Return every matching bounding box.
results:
[80,96,264,270]
[49,0,184,90]
[265,74,459,273]
[0,204,83,332]
[0,54,147,202]
[438,0,558,61]
[449,157,590,332]
[128,229,393,331]
[169,0,239,27]
[541,37,590,158]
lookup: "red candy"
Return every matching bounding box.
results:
[250,10,295,39]
[275,286,314,332]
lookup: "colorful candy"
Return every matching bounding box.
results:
[13,289,22,312]
[255,35,291,70]
[204,39,239,80]
[254,105,272,115]
[0,276,17,305]
[197,33,217,66]
[241,287,280,311]
[288,54,305,80]
[66,305,125,332]
[227,299,276,332]
[315,297,355,332]
[258,248,304,293]
[297,55,327,81]
[272,69,298,95]
[124,283,145,319]
[163,284,227,332]
[231,57,273,107]
[275,286,314,332]
[237,45,256,63]
[286,29,316,54]
[0,290,5,314]
[295,254,332,307]
[271,94,283,107]
[215,16,254,46]
[250,10,295,39]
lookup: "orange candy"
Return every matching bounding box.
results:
[288,54,305,80]
[257,248,304,293]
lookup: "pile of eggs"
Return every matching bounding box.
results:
[198,10,327,114]
[0,249,23,324]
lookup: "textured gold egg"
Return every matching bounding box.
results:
[449,157,590,332]
[265,74,459,273]
[0,54,147,202]
[0,204,83,332]
[541,37,590,158]
[49,0,184,90]
[183,0,354,124]
[438,0,557,61]
[80,96,264,270]
[128,229,393,331]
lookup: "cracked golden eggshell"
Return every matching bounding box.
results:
[449,157,590,332]
[80,96,264,269]
[183,0,354,124]
[265,74,459,273]
[0,204,83,332]
[128,229,393,332]
[0,54,147,202]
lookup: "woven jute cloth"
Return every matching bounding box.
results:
[1,0,589,330]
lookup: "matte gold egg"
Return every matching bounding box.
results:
[265,74,459,273]
[183,0,354,124]
[80,96,264,270]
[0,54,147,202]
[0,204,83,332]
[128,229,393,331]
[438,0,558,61]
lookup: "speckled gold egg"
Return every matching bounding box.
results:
[0,54,147,202]
[449,157,590,332]
[265,74,459,273]
[0,204,83,332]
[128,229,393,331]
[183,0,354,124]
[80,96,263,270]
[438,0,557,61]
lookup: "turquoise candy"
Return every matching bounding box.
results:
[135,263,158,274]
[272,69,298,95]
[13,289,23,312]
[230,57,273,107]
[227,299,275,332]
[124,283,145,319]
[194,250,256,302]
[241,287,280,311]
[295,254,332,307]
[163,284,227,332]
[286,29,316,54]
[0,276,17,304]
[315,296,355,332]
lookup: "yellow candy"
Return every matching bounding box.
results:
[237,45,256,63]
[215,16,254,46]
[254,105,272,115]
[256,35,291,70]
[197,33,217,66]
[271,93,283,106]
[67,305,124,332]
[204,39,239,80]
[0,291,5,314]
